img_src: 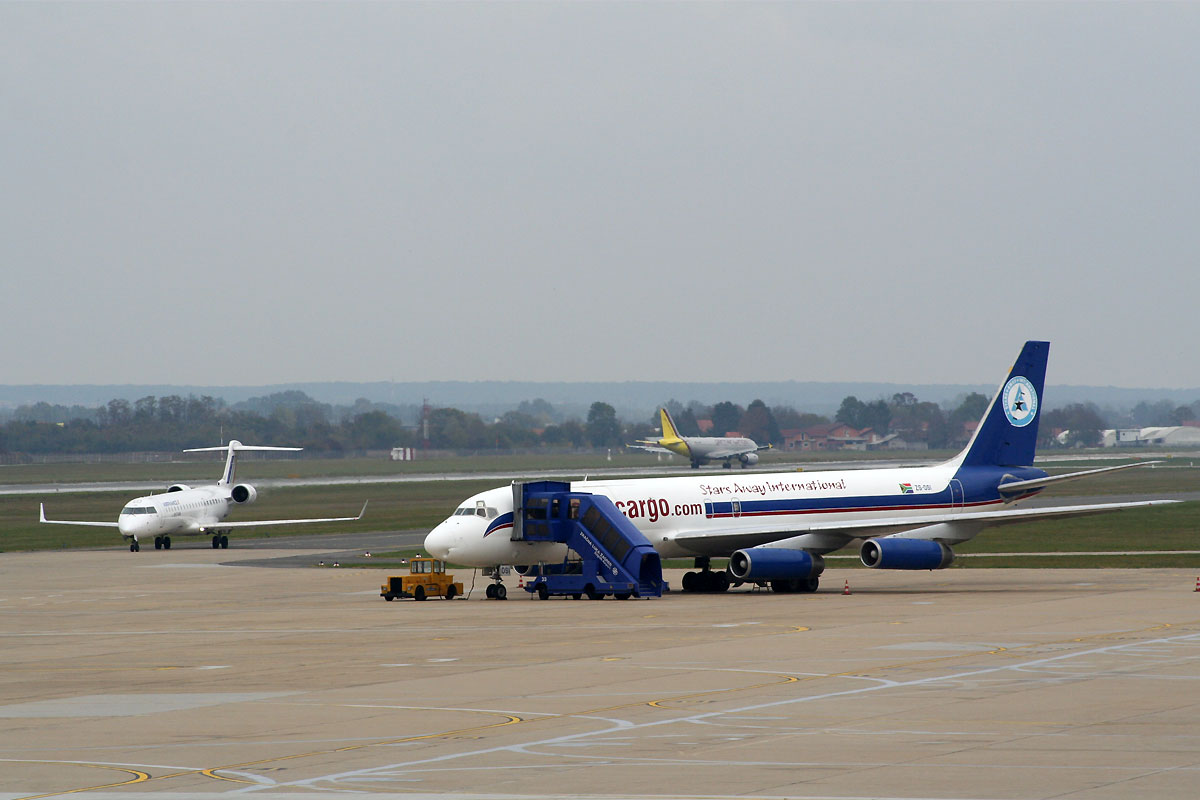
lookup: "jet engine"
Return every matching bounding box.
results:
[231,483,258,504]
[166,484,191,493]
[738,452,760,466]
[728,547,824,582]
[860,538,954,570]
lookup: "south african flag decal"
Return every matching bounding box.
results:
[899,483,914,494]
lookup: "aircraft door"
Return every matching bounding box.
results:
[949,479,964,509]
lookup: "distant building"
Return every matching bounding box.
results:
[1090,427,1200,448]
[390,447,416,461]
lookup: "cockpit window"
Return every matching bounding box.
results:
[453,505,496,518]
[120,506,157,515]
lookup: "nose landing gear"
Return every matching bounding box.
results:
[484,567,508,600]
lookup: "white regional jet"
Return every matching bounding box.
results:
[629,407,770,469]
[39,441,367,552]
[425,342,1175,594]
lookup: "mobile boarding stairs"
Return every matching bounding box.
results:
[512,481,666,600]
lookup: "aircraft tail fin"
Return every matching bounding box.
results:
[183,440,302,485]
[955,341,1049,468]
[659,408,685,444]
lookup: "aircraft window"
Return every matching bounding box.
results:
[475,507,487,518]
[485,507,497,519]
[121,507,155,515]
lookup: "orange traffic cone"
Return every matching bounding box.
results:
[843,579,852,595]
[518,574,525,591]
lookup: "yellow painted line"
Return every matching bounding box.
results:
[791,626,810,632]
[648,675,800,708]
[201,713,522,784]
[13,763,150,800]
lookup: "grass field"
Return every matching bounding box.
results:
[2,452,1196,567]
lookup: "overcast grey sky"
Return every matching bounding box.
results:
[3,2,1197,389]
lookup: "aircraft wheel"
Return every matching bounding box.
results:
[414,585,426,601]
[682,571,697,592]
[154,537,162,550]
[220,535,229,549]
[130,542,139,552]
[715,571,730,592]
[212,535,220,549]
[485,584,496,599]
[536,584,549,601]
[163,537,171,550]
[801,576,820,593]
[770,579,794,594]
[495,584,507,600]
[445,584,457,600]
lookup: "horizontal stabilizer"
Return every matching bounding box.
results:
[998,461,1161,494]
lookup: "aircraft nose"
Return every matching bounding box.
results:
[424,522,454,560]
[118,515,142,538]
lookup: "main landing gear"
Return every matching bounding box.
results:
[681,557,732,593]
[210,534,229,549]
[680,558,821,593]
[153,536,172,550]
[770,576,820,593]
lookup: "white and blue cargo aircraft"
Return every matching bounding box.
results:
[424,342,1174,593]
[40,441,367,551]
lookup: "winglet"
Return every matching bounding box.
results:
[39,502,47,523]
[356,500,369,520]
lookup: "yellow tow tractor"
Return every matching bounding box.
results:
[380,557,463,601]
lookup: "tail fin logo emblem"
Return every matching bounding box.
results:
[1002,376,1038,427]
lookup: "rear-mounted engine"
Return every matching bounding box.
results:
[231,484,258,504]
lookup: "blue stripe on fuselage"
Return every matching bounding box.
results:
[484,512,514,537]
[701,465,1047,520]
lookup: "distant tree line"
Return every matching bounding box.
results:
[1,390,1197,457]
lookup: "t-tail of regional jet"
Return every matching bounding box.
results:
[40,440,366,552]
[425,341,1176,595]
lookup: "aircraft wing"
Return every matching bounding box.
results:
[626,444,672,454]
[668,499,1179,556]
[39,503,121,527]
[214,501,368,529]
[705,446,756,459]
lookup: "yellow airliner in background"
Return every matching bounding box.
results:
[629,408,770,469]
